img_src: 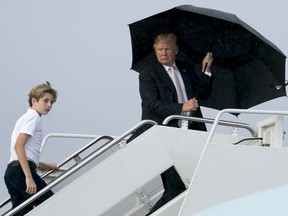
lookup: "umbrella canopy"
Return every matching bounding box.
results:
[128,4,287,110]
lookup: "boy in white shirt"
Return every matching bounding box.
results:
[4,81,59,215]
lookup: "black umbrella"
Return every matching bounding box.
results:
[128,4,287,110]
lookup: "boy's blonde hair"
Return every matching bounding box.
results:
[28,81,57,107]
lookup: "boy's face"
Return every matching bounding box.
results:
[32,93,55,116]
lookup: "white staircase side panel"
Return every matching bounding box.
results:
[150,191,187,216]
[26,125,256,216]
[155,126,250,184]
[27,127,175,216]
[179,144,288,216]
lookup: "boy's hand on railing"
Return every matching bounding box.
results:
[38,162,59,172]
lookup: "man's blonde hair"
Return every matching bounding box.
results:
[153,33,178,49]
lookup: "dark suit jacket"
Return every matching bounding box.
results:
[139,60,213,130]
[128,60,213,142]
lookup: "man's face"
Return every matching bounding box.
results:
[154,41,178,66]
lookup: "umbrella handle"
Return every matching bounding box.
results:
[195,63,207,100]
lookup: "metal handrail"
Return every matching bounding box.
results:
[162,115,257,137]
[206,109,288,145]
[40,134,114,179]
[40,133,105,154]
[1,119,157,216]
[0,201,9,212]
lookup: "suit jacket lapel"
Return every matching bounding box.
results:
[156,63,178,96]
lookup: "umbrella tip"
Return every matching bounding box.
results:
[271,81,288,90]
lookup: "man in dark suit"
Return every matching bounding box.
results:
[128,33,214,215]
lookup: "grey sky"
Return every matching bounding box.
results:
[0,0,287,202]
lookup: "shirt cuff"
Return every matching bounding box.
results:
[204,71,212,77]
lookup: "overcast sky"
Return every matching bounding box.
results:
[0,0,287,203]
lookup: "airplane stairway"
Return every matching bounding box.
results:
[1,109,288,216]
